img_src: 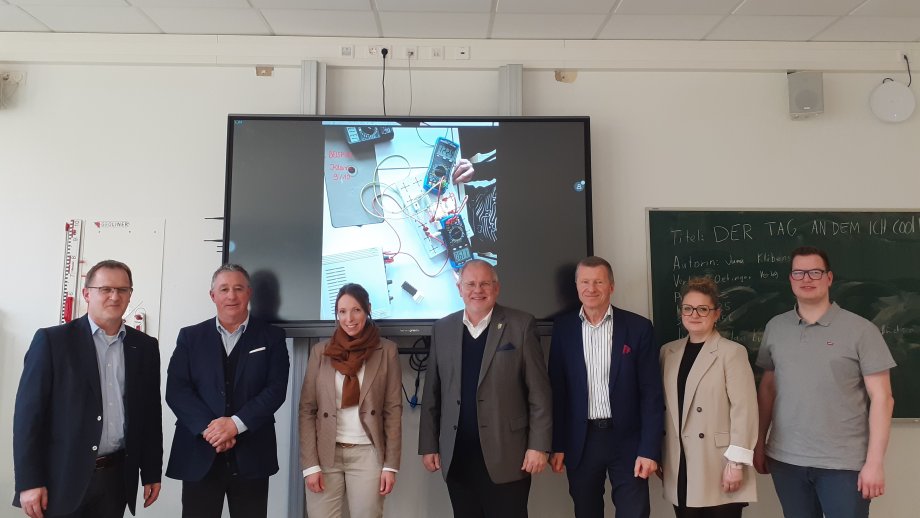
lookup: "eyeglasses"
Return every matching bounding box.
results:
[86,286,133,296]
[790,269,827,281]
[461,281,495,290]
[680,305,716,317]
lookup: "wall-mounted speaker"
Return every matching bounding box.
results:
[787,71,823,120]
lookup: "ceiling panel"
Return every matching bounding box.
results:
[143,7,270,35]
[706,15,836,41]
[616,0,742,16]
[734,0,865,16]
[131,0,248,7]
[498,0,616,15]
[379,12,490,38]
[491,13,605,39]
[813,16,920,41]
[599,14,723,39]
[375,0,491,13]
[250,0,374,10]
[0,5,50,30]
[852,0,920,17]
[21,5,161,32]
[8,0,126,6]
[262,9,378,37]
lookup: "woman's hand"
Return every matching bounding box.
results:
[305,472,325,493]
[721,462,744,493]
[379,470,396,496]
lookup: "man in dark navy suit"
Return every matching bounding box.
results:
[549,256,664,518]
[165,264,289,518]
[13,260,163,518]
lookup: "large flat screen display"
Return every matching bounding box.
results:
[224,116,592,334]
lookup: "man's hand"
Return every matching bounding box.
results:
[451,159,475,184]
[721,463,743,493]
[422,453,441,472]
[19,487,47,518]
[550,452,565,473]
[143,483,161,508]
[634,457,657,479]
[305,472,324,493]
[203,417,238,447]
[753,441,769,474]
[214,436,237,453]
[521,449,548,474]
[379,471,396,496]
[857,461,885,499]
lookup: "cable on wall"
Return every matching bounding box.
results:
[381,47,389,116]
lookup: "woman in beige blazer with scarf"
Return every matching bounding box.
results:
[299,283,403,518]
[659,277,758,518]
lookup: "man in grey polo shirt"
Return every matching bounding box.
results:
[753,246,896,518]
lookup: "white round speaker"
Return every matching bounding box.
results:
[869,79,915,123]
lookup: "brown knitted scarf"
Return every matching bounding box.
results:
[324,322,379,408]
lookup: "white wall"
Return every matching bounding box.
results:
[1,36,919,518]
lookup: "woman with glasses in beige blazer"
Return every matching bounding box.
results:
[659,277,758,518]
[299,283,403,518]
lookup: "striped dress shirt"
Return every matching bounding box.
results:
[580,305,614,420]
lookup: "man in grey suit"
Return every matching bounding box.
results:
[419,259,552,518]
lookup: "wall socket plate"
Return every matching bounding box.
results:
[421,46,444,60]
[363,45,390,59]
[399,46,418,60]
[448,46,470,60]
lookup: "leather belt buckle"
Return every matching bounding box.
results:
[94,450,125,470]
[588,418,613,429]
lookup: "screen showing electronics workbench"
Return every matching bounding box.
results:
[224,115,592,334]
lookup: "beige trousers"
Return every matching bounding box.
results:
[305,444,384,518]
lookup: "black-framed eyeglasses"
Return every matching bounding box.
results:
[790,269,827,281]
[86,286,133,296]
[680,305,716,317]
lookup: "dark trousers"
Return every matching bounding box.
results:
[445,441,531,518]
[181,454,269,518]
[565,425,650,518]
[673,503,745,518]
[58,453,127,518]
[769,458,869,518]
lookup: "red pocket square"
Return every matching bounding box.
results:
[623,344,632,355]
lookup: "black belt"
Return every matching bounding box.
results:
[588,418,613,429]
[95,450,125,470]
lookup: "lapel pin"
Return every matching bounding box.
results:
[497,323,503,329]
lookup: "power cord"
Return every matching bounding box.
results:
[401,337,429,409]
[381,47,389,115]
[905,54,912,87]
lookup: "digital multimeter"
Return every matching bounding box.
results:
[423,137,460,191]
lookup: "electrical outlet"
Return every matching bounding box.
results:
[400,46,418,60]
[449,46,470,60]
[421,46,444,60]
[357,45,393,59]
[340,45,354,58]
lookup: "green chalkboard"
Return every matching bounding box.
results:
[648,210,920,419]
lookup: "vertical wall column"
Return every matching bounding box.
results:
[287,336,323,518]
[498,64,523,116]
[301,60,327,115]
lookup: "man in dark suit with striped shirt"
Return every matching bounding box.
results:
[549,256,664,518]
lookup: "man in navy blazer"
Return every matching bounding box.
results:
[165,264,289,518]
[13,260,162,518]
[549,256,664,518]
